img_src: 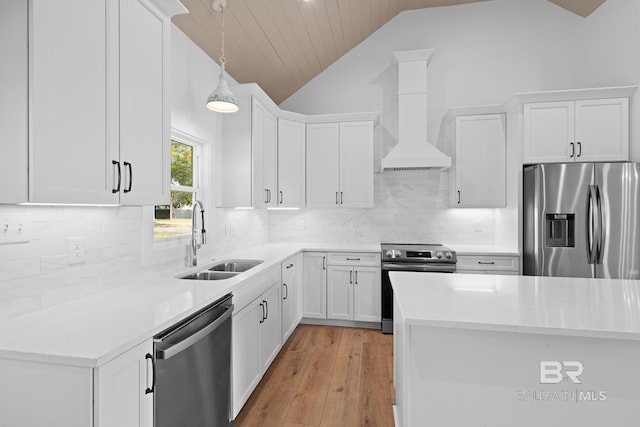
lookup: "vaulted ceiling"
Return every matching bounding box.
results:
[172,0,608,105]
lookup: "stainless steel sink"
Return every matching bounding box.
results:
[179,259,263,280]
[180,271,239,281]
[208,259,263,273]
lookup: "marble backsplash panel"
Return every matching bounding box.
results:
[0,205,268,321]
[269,170,496,246]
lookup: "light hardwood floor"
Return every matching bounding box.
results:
[235,325,395,427]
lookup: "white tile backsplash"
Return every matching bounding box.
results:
[269,170,496,246]
[0,204,268,321]
[0,172,497,321]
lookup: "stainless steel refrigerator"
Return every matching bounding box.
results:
[523,162,640,279]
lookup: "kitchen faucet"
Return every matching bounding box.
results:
[191,200,206,266]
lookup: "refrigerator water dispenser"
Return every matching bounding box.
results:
[546,214,575,247]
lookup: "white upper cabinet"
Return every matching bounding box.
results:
[306,123,341,208]
[339,122,374,208]
[306,121,374,208]
[523,97,629,164]
[7,0,183,205]
[277,119,306,208]
[29,0,117,204]
[451,114,506,208]
[0,0,28,203]
[252,99,278,207]
[118,0,172,205]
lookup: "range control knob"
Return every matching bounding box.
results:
[445,251,452,259]
[386,250,400,258]
[435,251,443,259]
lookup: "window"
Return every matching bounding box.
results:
[154,137,201,239]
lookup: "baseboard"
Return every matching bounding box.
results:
[393,405,399,427]
[300,318,381,330]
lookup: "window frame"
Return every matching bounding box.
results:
[142,128,210,266]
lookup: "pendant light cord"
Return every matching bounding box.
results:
[219,5,226,72]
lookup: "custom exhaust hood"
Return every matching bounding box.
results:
[382,49,451,171]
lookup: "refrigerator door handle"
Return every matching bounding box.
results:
[595,185,604,264]
[586,185,598,264]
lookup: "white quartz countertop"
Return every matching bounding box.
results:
[0,243,379,368]
[391,272,640,340]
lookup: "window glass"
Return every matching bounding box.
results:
[154,140,198,239]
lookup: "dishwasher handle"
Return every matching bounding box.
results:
[156,304,233,360]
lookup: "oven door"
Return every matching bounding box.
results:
[381,264,455,334]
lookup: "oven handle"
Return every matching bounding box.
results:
[155,304,233,360]
[382,263,456,273]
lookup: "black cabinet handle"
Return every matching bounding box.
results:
[457,190,461,204]
[478,261,496,265]
[350,270,353,284]
[340,192,343,204]
[123,162,133,193]
[259,302,265,323]
[283,283,288,300]
[336,192,339,205]
[346,257,360,261]
[112,160,121,193]
[577,141,582,157]
[285,263,294,269]
[280,190,283,204]
[145,353,155,394]
[355,270,358,284]
[570,142,575,158]
[322,256,326,270]
[264,300,269,320]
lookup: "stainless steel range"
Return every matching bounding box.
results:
[381,243,457,334]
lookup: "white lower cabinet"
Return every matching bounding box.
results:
[232,281,282,419]
[302,252,328,319]
[327,266,381,322]
[95,340,154,427]
[0,339,153,427]
[456,254,520,275]
[281,256,299,342]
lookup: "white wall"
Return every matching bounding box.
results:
[0,26,268,321]
[277,0,640,248]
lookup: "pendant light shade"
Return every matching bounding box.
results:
[206,71,239,113]
[206,0,239,113]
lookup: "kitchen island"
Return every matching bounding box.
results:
[391,272,640,427]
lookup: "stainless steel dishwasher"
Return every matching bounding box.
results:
[153,293,233,426]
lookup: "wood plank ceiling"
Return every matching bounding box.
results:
[173,0,607,105]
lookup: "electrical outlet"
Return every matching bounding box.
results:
[68,237,86,265]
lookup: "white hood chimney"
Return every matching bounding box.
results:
[382,49,451,171]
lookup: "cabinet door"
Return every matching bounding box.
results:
[282,260,297,342]
[278,119,306,208]
[119,0,170,205]
[30,0,119,204]
[263,112,278,207]
[339,121,374,208]
[523,101,574,164]
[327,266,353,320]
[302,252,327,319]
[252,99,278,207]
[260,283,282,371]
[575,98,629,162]
[0,0,28,203]
[306,123,340,208]
[96,340,154,427]
[353,267,381,322]
[232,299,262,418]
[454,114,506,208]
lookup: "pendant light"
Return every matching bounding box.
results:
[206,0,239,113]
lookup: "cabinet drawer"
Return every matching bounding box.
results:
[327,252,380,267]
[456,255,519,272]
